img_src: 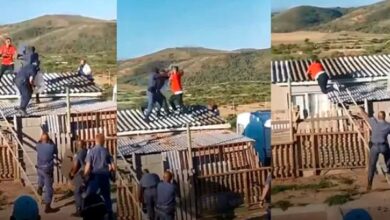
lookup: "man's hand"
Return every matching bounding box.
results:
[68,172,74,180]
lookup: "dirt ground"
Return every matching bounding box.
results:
[0,181,117,220]
[219,102,270,118]
[272,169,390,220]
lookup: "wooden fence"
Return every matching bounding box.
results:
[272,115,369,178]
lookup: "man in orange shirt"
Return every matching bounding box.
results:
[306,59,337,94]
[0,37,17,81]
[169,66,185,113]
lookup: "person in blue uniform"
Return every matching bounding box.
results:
[156,171,177,220]
[14,48,35,116]
[84,133,116,220]
[139,169,160,220]
[144,68,170,121]
[69,140,88,217]
[36,133,58,213]
[30,46,41,104]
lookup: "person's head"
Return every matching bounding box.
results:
[39,133,50,143]
[154,67,160,73]
[95,133,105,145]
[76,140,86,150]
[10,195,40,220]
[171,66,179,73]
[5,37,11,46]
[163,170,173,183]
[31,46,35,53]
[80,59,86,65]
[378,111,386,120]
[312,58,319,63]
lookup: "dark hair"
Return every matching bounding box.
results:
[31,46,36,52]
[172,66,179,71]
[154,67,160,73]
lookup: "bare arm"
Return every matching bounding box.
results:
[84,162,91,176]
[69,160,80,179]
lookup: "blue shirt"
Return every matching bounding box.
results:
[15,64,35,82]
[85,145,112,174]
[157,182,176,207]
[75,148,87,175]
[369,118,390,144]
[147,72,158,92]
[36,142,58,170]
[140,173,160,188]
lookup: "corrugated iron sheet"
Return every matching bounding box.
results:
[117,105,229,134]
[328,81,390,103]
[118,131,254,155]
[0,72,101,96]
[272,54,390,83]
[0,98,116,117]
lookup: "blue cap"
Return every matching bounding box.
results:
[12,195,39,220]
[343,209,372,220]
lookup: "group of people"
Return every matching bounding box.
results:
[144,65,185,121]
[0,36,94,116]
[33,132,115,220]
[139,170,177,220]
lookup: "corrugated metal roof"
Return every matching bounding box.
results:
[272,54,390,83]
[0,72,101,97]
[328,81,390,103]
[118,131,254,155]
[0,98,116,117]
[117,105,230,135]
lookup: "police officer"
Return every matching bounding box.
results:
[14,47,35,116]
[144,68,170,121]
[139,169,160,220]
[69,140,88,217]
[367,111,390,191]
[36,133,58,213]
[156,171,177,220]
[84,134,115,220]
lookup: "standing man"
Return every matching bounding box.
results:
[144,68,170,121]
[367,111,390,191]
[30,46,41,104]
[306,59,338,94]
[36,133,58,213]
[69,140,88,217]
[84,134,115,220]
[0,37,17,81]
[139,169,160,220]
[169,66,185,113]
[14,58,35,116]
[77,59,93,81]
[156,171,177,220]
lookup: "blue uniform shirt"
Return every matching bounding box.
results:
[156,182,176,207]
[140,173,160,188]
[15,64,35,82]
[36,142,58,170]
[85,145,112,175]
[369,118,390,144]
[75,148,88,175]
[147,72,159,92]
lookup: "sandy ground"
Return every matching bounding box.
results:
[272,169,390,220]
[0,181,117,220]
[219,102,270,118]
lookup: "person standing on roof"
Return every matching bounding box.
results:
[306,58,338,94]
[367,111,390,191]
[69,140,88,217]
[144,68,170,121]
[14,49,35,116]
[36,133,59,213]
[0,37,17,81]
[84,134,115,220]
[30,46,42,104]
[169,66,185,113]
[77,59,93,81]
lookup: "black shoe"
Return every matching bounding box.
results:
[144,117,150,123]
[37,186,43,196]
[44,205,58,213]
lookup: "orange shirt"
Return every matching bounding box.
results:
[170,71,183,94]
[307,62,325,79]
[0,44,16,65]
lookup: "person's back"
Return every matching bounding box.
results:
[147,71,159,93]
[37,142,57,170]
[140,173,160,188]
[87,145,111,175]
[157,181,176,207]
[369,117,390,144]
[307,62,324,79]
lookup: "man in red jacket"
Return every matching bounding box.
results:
[0,37,17,81]
[169,66,185,113]
[306,59,338,94]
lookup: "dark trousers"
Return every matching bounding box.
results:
[316,73,329,94]
[15,80,32,110]
[169,93,183,111]
[368,144,390,186]
[85,173,112,214]
[0,64,14,82]
[156,205,175,220]
[144,188,157,220]
[145,91,169,118]
[37,168,54,205]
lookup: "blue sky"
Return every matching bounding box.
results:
[0,0,116,24]
[272,0,383,11]
[118,0,271,59]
